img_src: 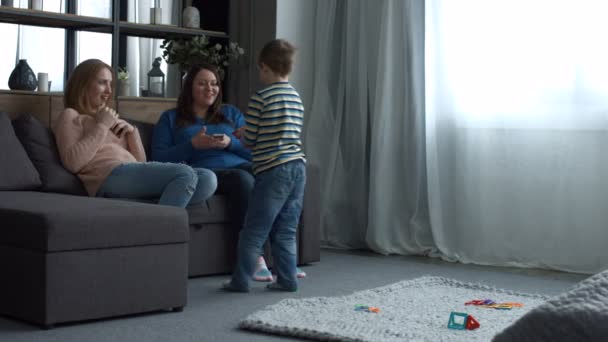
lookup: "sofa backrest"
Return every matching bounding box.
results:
[128,119,156,160]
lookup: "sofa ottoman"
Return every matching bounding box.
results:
[0,191,189,328]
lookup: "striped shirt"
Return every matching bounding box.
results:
[244,82,306,174]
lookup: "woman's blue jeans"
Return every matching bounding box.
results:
[230,160,306,291]
[213,163,255,231]
[97,162,217,208]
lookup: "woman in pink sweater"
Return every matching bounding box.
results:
[53,59,217,207]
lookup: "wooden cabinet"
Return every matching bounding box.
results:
[0,90,174,126]
[0,90,53,126]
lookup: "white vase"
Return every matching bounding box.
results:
[118,80,130,97]
[183,2,200,29]
[150,7,162,24]
[29,0,42,10]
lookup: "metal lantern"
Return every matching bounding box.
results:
[147,57,165,97]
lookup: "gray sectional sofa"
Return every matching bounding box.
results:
[0,112,320,328]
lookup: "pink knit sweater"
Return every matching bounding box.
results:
[53,108,147,196]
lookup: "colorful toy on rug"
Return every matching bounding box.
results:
[354,304,380,313]
[465,299,524,310]
[447,312,480,330]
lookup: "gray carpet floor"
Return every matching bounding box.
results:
[0,249,587,342]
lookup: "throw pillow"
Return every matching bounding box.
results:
[11,114,87,196]
[493,269,608,342]
[0,112,41,190]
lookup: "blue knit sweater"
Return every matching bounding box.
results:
[151,105,251,169]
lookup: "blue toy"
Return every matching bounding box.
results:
[447,312,469,330]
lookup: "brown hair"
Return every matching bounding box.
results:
[176,63,230,127]
[64,59,115,114]
[258,39,296,77]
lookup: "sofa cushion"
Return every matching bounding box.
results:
[0,112,41,190]
[187,195,229,224]
[493,269,608,342]
[11,114,87,196]
[0,191,189,252]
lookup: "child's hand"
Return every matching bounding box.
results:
[232,127,245,139]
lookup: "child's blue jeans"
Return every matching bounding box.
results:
[230,159,306,291]
[97,162,217,208]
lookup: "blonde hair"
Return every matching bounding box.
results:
[64,59,115,114]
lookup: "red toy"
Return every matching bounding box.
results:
[465,315,480,330]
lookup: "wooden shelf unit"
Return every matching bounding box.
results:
[0,1,231,100]
[118,21,227,40]
[0,0,278,111]
[0,7,113,33]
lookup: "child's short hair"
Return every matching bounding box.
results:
[258,39,296,77]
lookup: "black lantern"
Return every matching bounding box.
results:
[147,57,165,97]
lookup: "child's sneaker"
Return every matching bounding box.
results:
[253,256,273,282]
[296,267,306,278]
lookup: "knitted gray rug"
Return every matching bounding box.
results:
[240,276,549,342]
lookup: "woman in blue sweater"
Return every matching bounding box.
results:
[151,64,304,281]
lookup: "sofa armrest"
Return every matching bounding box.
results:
[299,162,321,264]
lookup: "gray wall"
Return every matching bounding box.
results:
[228,0,277,110]
[227,0,316,111]
[276,0,316,110]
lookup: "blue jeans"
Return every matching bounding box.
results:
[230,160,306,291]
[213,163,255,231]
[97,162,217,208]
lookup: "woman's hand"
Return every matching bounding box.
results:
[191,127,223,149]
[212,134,231,149]
[96,106,118,128]
[111,118,135,138]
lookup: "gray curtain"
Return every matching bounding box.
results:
[304,0,436,255]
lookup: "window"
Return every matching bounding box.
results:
[0,24,65,91]
[426,0,608,129]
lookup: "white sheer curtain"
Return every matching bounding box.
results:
[426,0,608,274]
[304,0,435,254]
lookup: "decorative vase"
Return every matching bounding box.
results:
[150,7,162,24]
[182,0,200,28]
[118,79,130,96]
[8,59,37,91]
[29,0,43,10]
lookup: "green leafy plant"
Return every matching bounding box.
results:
[160,35,245,78]
[117,67,129,81]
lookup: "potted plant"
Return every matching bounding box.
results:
[117,67,130,97]
[160,35,245,79]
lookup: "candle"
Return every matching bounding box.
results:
[37,72,48,92]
